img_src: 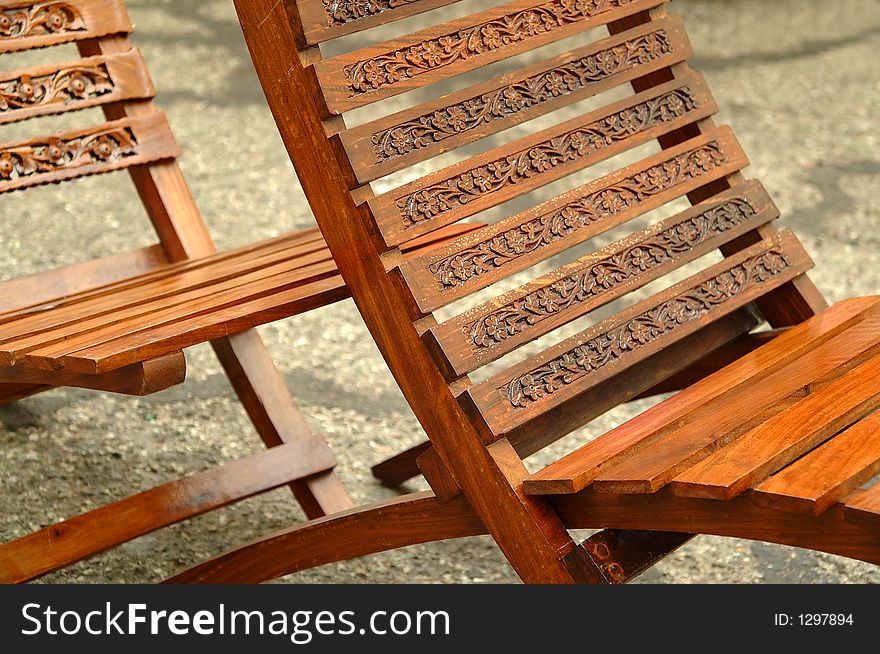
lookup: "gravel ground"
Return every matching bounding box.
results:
[1,0,878,584]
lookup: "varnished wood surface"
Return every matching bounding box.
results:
[426,181,776,377]
[0,442,337,583]
[0,112,179,193]
[313,0,665,112]
[0,48,153,124]
[297,0,466,45]
[553,488,880,565]
[525,297,879,495]
[341,18,692,182]
[466,233,812,439]
[752,410,880,515]
[0,0,132,54]
[0,350,185,395]
[166,492,487,583]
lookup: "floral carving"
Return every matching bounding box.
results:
[398,86,697,225]
[371,29,671,161]
[0,2,85,40]
[430,142,729,290]
[466,198,757,349]
[322,0,422,26]
[0,64,113,114]
[505,247,792,408]
[347,0,640,94]
[0,126,138,182]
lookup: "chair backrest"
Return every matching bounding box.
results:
[0,1,217,304]
[235,0,828,581]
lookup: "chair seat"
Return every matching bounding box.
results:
[524,296,880,525]
[0,222,482,381]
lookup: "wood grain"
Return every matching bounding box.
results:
[340,18,691,182]
[524,296,879,495]
[0,0,131,54]
[0,112,179,194]
[314,0,664,112]
[426,181,775,378]
[0,441,337,583]
[752,410,880,515]
[669,354,880,500]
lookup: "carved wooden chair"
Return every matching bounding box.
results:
[0,0,480,583]
[181,0,875,583]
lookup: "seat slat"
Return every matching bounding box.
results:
[0,111,179,193]
[0,233,328,340]
[22,262,342,372]
[370,72,716,237]
[314,0,664,113]
[427,180,777,378]
[399,128,747,306]
[0,0,131,54]
[341,18,690,180]
[590,331,880,494]
[0,49,153,125]
[465,231,812,439]
[297,0,466,45]
[752,410,880,515]
[669,355,880,501]
[523,296,880,495]
[0,252,336,364]
[63,275,350,374]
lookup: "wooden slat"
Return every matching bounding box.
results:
[844,484,880,529]
[752,410,880,515]
[341,18,691,180]
[62,275,350,373]
[0,49,154,125]
[523,296,880,495]
[15,259,340,369]
[0,0,131,54]
[314,0,664,112]
[0,234,328,341]
[0,231,322,326]
[0,441,337,583]
[428,181,776,378]
[0,243,168,315]
[297,0,466,45]
[669,356,880,501]
[0,351,186,394]
[400,128,747,304]
[465,232,813,439]
[0,111,179,193]
[590,333,880,495]
[512,308,762,456]
[370,72,716,236]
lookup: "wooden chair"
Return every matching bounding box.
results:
[160,0,878,582]
[0,0,480,583]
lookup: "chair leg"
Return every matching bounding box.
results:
[166,491,486,583]
[211,330,353,518]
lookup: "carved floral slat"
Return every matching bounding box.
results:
[0,112,178,193]
[427,181,778,377]
[296,0,466,44]
[400,129,748,312]
[341,18,692,183]
[466,232,814,436]
[314,0,664,111]
[0,0,131,54]
[0,49,153,125]
[370,75,713,239]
